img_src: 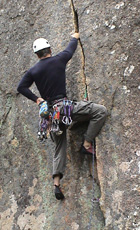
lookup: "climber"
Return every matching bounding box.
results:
[17,32,107,200]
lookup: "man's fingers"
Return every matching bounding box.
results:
[71,32,80,39]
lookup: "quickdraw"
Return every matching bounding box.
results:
[37,101,51,141]
[37,117,49,141]
[51,103,63,136]
[62,100,73,125]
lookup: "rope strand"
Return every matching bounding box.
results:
[87,141,99,230]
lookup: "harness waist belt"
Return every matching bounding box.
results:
[48,94,66,103]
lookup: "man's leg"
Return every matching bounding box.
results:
[72,101,107,153]
[51,124,67,199]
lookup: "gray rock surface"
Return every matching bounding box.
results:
[0,0,140,229]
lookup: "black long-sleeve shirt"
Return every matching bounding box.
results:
[17,37,78,102]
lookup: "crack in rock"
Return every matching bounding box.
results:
[70,1,105,229]
[70,0,88,100]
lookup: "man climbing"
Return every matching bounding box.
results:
[17,32,107,200]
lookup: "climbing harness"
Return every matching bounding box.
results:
[37,99,73,141]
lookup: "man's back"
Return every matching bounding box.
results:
[17,37,78,102]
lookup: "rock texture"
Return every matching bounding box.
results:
[0,0,140,230]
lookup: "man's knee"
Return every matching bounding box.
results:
[101,105,107,115]
[91,103,107,120]
[99,105,107,120]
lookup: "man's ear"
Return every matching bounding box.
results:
[36,53,41,59]
[50,49,52,56]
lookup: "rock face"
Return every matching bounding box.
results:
[0,0,140,229]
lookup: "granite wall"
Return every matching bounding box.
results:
[0,0,140,229]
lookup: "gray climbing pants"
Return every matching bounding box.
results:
[52,101,107,179]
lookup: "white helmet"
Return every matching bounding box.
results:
[33,38,50,53]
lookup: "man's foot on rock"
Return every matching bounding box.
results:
[54,185,65,200]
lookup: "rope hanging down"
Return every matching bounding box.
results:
[87,141,99,230]
[71,3,99,229]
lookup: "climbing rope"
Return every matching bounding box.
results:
[83,86,99,229]
[87,141,99,230]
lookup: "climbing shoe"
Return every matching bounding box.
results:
[54,185,65,200]
[81,144,94,155]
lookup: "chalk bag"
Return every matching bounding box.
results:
[39,101,49,119]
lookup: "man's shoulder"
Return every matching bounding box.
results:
[29,60,41,73]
